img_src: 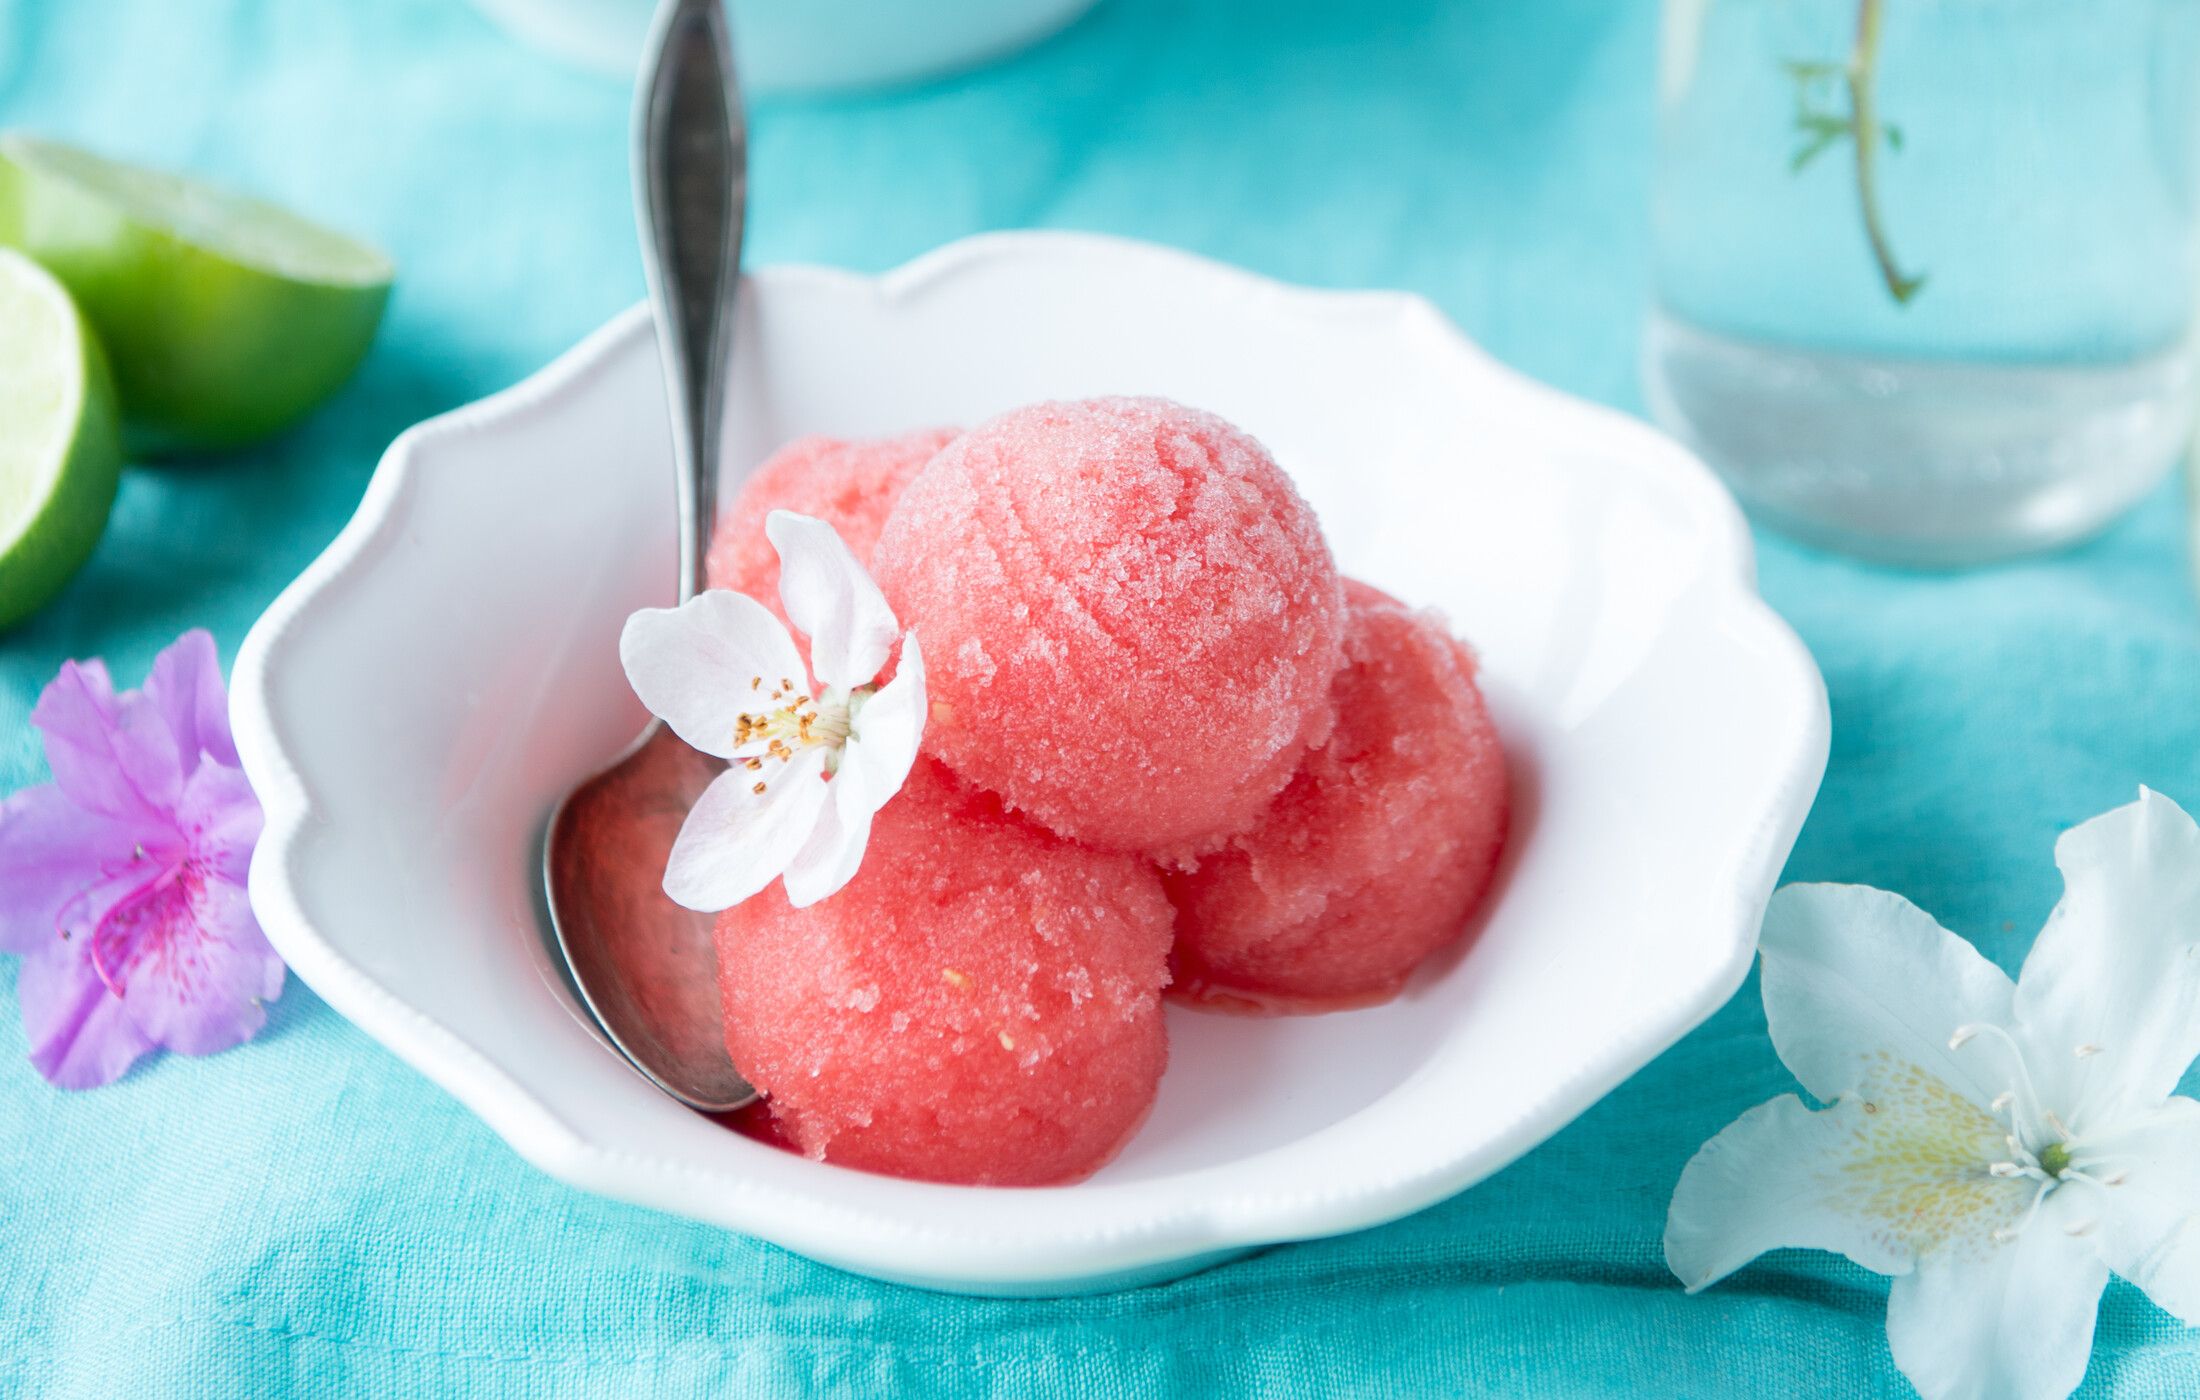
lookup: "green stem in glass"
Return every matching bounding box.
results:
[1784,0,1925,305]
[1847,0,1925,303]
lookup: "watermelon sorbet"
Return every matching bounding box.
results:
[658,396,1514,1187]
[873,396,1347,861]
[1164,580,1509,1012]
[705,426,958,612]
[715,761,1174,1186]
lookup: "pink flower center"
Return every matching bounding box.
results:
[86,857,208,999]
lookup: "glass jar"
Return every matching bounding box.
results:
[1646,0,2200,566]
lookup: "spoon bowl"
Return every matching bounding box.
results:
[545,724,748,1108]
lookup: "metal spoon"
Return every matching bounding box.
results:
[542,0,755,1112]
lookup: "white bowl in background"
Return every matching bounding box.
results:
[231,231,1828,1295]
[466,0,1102,92]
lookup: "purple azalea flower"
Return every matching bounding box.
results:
[0,630,281,1088]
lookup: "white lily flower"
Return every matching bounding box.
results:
[618,510,925,912]
[1666,789,2200,1400]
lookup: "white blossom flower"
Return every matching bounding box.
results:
[1667,789,2200,1400]
[618,511,925,911]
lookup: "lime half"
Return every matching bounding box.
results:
[0,248,122,629]
[0,134,393,454]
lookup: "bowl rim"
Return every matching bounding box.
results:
[231,229,1829,1290]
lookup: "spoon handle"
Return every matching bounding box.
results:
[633,0,747,603]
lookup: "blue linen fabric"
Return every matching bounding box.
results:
[2,0,2198,1394]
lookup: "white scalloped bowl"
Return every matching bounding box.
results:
[231,232,1826,1295]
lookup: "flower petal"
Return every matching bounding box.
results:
[2011,789,2200,1128]
[620,591,809,759]
[662,749,830,911]
[17,942,155,1089]
[766,511,899,690]
[142,628,237,773]
[839,633,925,818]
[1760,884,2018,1110]
[0,782,160,955]
[175,761,264,890]
[778,646,927,905]
[781,782,873,908]
[103,873,280,1057]
[1665,1088,2028,1293]
[30,659,183,821]
[2084,1095,2200,1325]
[1884,1194,2107,1400]
[1666,1096,1911,1291]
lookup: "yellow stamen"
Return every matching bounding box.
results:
[734,689,856,763]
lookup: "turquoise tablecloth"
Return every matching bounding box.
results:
[5,0,2199,1394]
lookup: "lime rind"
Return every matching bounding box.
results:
[0,133,394,452]
[0,134,391,288]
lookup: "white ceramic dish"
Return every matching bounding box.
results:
[231,231,1828,1296]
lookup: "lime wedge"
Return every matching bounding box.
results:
[0,248,122,629]
[0,134,394,454]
